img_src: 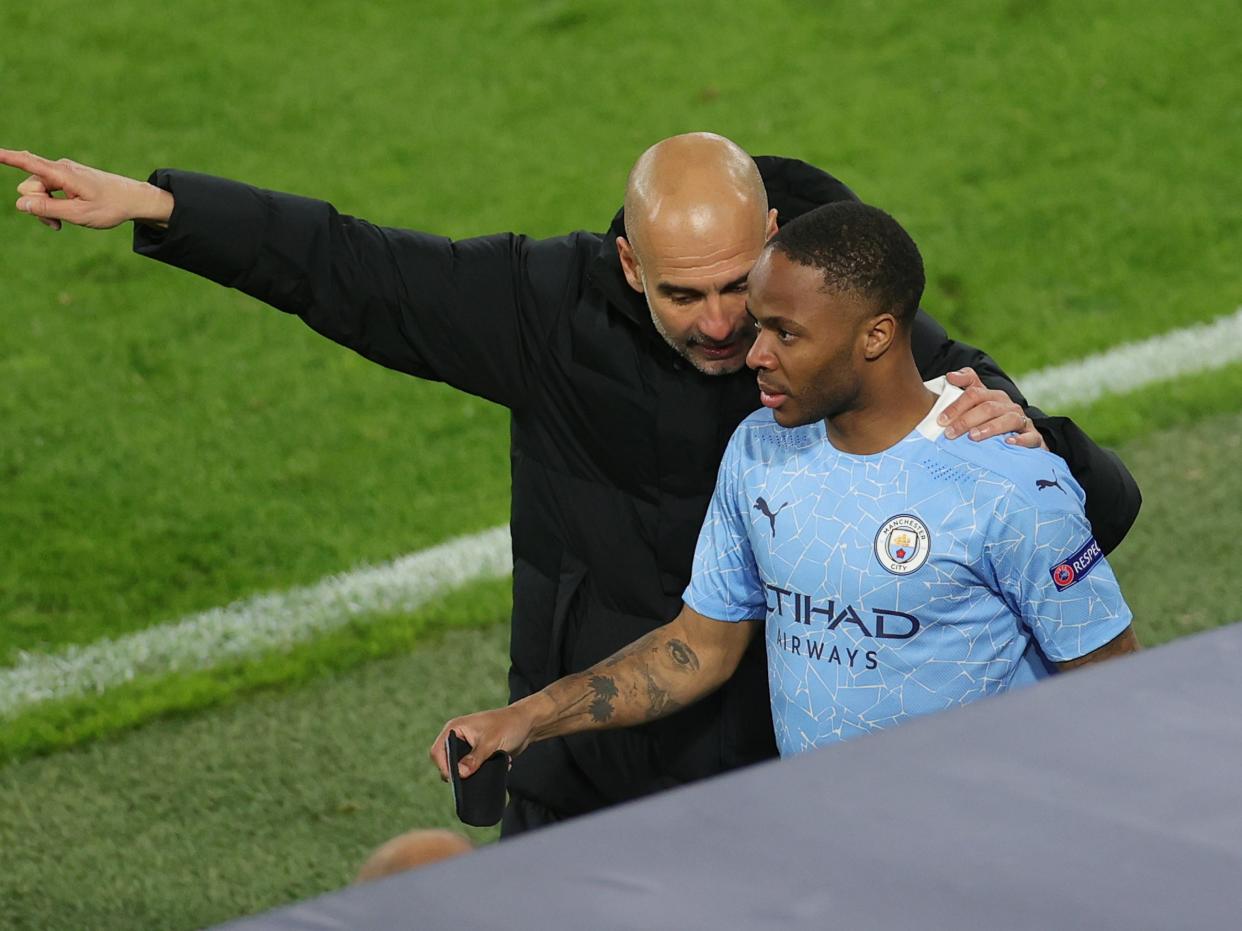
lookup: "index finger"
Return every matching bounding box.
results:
[0,149,66,182]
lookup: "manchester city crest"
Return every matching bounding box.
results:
[874,514,931,575]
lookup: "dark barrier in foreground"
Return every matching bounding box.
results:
[219,622,1242,930]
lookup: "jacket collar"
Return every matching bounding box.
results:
[586,155,859,332]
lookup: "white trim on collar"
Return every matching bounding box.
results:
[915,377,964,441]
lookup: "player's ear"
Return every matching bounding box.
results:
[764,208,779,241]
[862,313,897,361]
[616,237,645,294]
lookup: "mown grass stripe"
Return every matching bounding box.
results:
[1021,307,1242,410]
[3,307,1240,721]
[0,526,511,719]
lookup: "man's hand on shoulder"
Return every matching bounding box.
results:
[0,148,172,231]
[940,367,1048,450]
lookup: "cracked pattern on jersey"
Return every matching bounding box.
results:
[685,404,1132,757]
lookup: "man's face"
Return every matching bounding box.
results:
[744,248,872,427]
[619,209,777,375]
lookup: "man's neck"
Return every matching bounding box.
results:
[824,359,938,455]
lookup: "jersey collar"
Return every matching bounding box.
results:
[914,377,965,441]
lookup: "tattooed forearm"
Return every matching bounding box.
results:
[532,635,693,735]
[603,630,661,668]
[666,638,700,672]
[588,675,618,723]
[522,610,753,742]
[530,672,618,735]
[641,664,681,719]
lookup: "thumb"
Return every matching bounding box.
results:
[458,745,486,778]
[944,366,982,387]
[17,193,79,224]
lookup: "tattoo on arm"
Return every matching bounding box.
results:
[587,675,618,723]
[641,665,680,719]
[532,622,722,738]
[602,630,658,669]
[630,637,699,721]
[666,638,700,672]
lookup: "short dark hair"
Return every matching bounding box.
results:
[769,201,925,325]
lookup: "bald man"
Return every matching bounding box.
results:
[616,136,778,376]
[1,136,1139,834]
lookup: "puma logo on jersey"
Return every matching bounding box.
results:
[754,497,789,537]
[1036,474,1066,494]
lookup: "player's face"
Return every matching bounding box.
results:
[745,249,873,427]
[620,209,777,375]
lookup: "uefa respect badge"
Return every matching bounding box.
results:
[874,514,931,575]
[1050,537,1103,590]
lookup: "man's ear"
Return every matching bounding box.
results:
[616,237,645,294]
[764,208,779,241]
[862,314,898,361]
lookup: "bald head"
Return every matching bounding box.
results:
[616,133,777,375]
[354,829,474,883]
[623,132,769,258]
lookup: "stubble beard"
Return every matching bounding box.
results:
[647,301,752,377]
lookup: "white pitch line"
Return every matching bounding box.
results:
[3,307,1241,720]
[1018,306,1242,411]
[0,525,511,719]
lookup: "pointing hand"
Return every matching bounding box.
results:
[0,148,173,231]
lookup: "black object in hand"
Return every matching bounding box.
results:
[446,731,508,827]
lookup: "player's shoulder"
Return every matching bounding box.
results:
[928,433,1085,513]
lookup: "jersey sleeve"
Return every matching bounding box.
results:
[683,431,768,622]
[985,477,1133,663]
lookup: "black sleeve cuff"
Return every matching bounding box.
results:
[132,169,270,288]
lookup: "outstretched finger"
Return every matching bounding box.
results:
[0,149,69,185]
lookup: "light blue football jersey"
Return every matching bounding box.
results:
[684,378,1132,757]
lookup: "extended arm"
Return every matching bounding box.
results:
[430,606,761,779]
[2,148,571,409]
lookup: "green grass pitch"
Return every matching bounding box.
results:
[0,0,1239,927]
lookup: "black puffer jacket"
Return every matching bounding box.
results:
[134,156,1140,821]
